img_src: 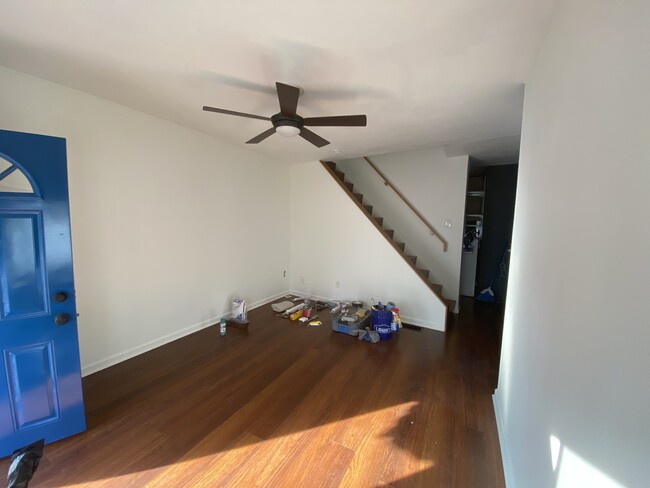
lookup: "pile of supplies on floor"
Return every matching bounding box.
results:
[272,296,330,326]
[331,299,402,343]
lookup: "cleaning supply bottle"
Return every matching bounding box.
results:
[390,308,402,332]
[220,318,226,336]
[390,312,398,332]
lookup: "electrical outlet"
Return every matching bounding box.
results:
[283,270,286,278]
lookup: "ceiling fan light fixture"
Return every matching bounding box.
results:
[276,125,301,137]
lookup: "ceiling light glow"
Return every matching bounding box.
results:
[276,126,300,137]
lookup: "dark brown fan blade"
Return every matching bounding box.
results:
[276,82,300,117]
[203,106,271,121]
[299,128,330,148]
[246,127,276,144]
[303,115,367,127]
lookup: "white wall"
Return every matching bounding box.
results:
[289,161,446,331]
[337,149,468,303]
[494,1,650,487]
[0,66,290,375]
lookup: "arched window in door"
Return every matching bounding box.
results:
[0,155,36,194]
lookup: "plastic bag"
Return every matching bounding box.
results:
[7,439,44,488]
[232,297,247,321]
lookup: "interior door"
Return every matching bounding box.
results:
[0,129,85,458]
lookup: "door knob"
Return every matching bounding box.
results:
[54,313,70,326]
[54,292,68,303]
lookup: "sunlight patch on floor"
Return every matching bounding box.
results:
[60,401,434,487]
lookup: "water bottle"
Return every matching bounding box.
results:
[220,319,226,336]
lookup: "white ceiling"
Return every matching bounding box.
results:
[0,0,557,164]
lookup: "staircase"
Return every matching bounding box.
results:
[321,160,456,313]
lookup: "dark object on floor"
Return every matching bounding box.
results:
[7,439,44,488]
[226,319,249,329]
[402,323,422,331]
[476,285,496,303]
[350,327,380,343]
[477,245,509,303]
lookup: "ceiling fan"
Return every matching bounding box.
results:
[203,82,367,148]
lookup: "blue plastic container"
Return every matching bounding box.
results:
[371,308,393,327]
[331,308,370,334]
[375,325,392,340]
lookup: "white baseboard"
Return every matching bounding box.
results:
[493,389,516,488]
[287,289,335,308]
[288,289,444,332]
[247,291,293,311]
[400,314,444,332]
[81,290,290,377]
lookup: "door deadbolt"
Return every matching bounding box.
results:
[54,292,68,303]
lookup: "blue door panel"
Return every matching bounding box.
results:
[5,342,60,430]
[0,129,85,458]
[0,212,48,319]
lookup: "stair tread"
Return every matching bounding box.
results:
[417,268,430,278]
[334,170,345,180]
[385,229,394,237]
[353,193,363,202]
[363,204,373,214]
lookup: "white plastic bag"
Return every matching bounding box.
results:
[232,297,247,321]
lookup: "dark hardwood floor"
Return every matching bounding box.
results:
[1,296,505,487]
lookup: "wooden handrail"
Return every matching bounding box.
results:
[363,156,448,252]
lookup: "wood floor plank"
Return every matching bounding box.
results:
[225,347,370,486]
[141,346,342,486]
[338,414,392,488]
[298,440,356,488]
[149,431,264,488]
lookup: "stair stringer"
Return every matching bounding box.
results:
[334,157,462,310]
[318,161,451,326]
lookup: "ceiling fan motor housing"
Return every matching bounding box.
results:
[271,113,303,130]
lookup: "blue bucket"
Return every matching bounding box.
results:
[371,309,393,328]
[375,325,392,340]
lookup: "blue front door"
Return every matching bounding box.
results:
[0,129,85,458]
